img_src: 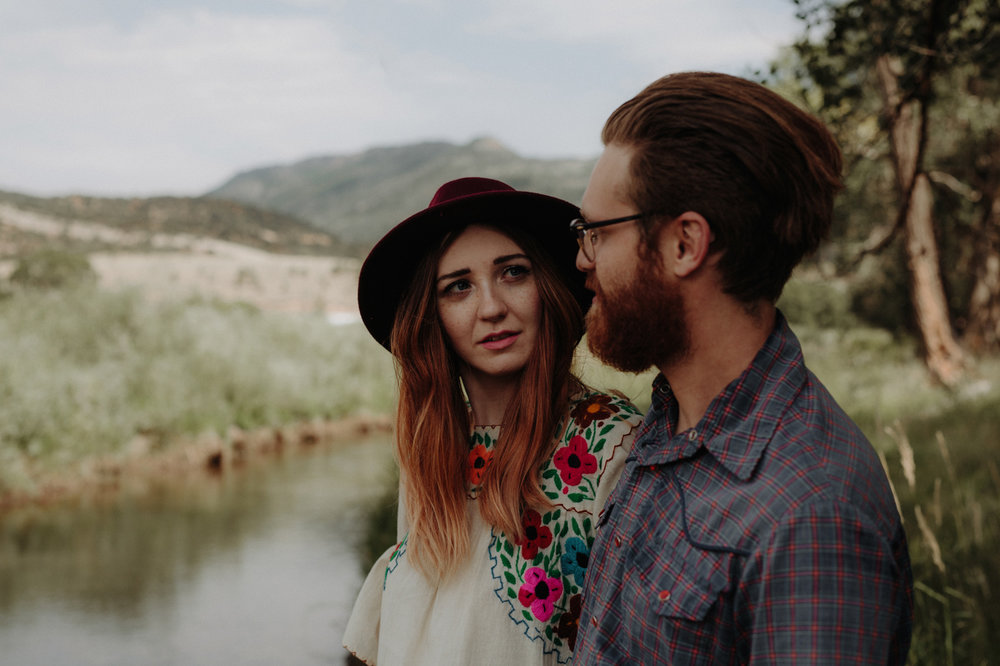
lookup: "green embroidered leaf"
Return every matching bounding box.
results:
[568,492,587,502]
[545,491,559,500]
[522,611,533,622]
[542,512,552,525]
[508,589,517,600]
[504,541,514,556]
[571,517,582,535]
[560,521,569,537]
[583,517,592,532]
[541,468,559,480]
[504,571,516,584]
[593,440,605,454]
[600,424,615,436]
[500,554,511,568]
[550,509,561,521]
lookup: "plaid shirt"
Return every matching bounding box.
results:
[575,314,913,665]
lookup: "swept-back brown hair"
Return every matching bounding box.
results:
[603,71,844,303]
[390,223,584,580]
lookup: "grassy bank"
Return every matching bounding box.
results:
[0,285,396,495]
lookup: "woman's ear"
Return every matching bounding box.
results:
[655,212,713,278]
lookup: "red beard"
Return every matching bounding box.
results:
[585,253,690,374]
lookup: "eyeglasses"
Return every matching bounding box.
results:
[569,213,648,262]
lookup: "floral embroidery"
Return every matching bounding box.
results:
[570,394,620,429]
[487,390,643,664]
[518,567,564,622]
[467,443,492,485]
[560,537,590,586]
[553,436,598,486]
[515,509,553,561]
[383,534,408,590]
[555,594,582,650]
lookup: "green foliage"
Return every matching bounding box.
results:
[777,274,858,329]
[8,249,97,289]
[775,0,1000,345]
[0,286,396,492]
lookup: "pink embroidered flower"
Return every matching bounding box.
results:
[553,435,598,486]
[570,394,619,429]
[467,444,492,485]
[518,567,564,622]
[515,509,553,560]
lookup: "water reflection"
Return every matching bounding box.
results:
[0,436,395,666]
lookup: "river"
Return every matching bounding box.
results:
[0,436,395,666]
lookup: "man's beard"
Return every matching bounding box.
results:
[585,253,690,374]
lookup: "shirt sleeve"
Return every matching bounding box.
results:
[742,501,909,664]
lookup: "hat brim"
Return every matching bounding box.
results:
[358,190,588,351]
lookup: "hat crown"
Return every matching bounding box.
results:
[429,177,515,207]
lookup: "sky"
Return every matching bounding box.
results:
[0,0,802,197]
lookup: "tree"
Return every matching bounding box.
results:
[787,0,1000,383]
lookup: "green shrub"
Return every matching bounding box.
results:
[0,286,396,492]
[778,275,858,329]
[7,249,97,289]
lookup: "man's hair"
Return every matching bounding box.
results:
[390,222,584,579]
[602,71,844,303]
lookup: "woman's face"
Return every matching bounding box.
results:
[436,225,542,385]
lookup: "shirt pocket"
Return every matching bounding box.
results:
[623,535,734,657]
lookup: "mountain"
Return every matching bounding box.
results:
[0,190,355,257]
[205,137,596,248]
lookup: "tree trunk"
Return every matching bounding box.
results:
[875,55,967,385]
[965,191,1000,353]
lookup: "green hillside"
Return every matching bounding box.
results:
[205,137,596,248]
[0,190,356,257]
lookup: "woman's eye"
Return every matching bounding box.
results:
[442,279,471,295]
[503,264,531,279]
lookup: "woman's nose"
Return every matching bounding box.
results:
[478,287,507,321]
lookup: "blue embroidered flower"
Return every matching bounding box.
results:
[560,537,590,586]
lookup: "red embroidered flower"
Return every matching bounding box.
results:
[570,394,619,429]
[553,435,598,486]
[518,567,564,622]
[467,444,492,485]
[515,509,553,560]
[556,594,583,650]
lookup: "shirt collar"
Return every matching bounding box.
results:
[637,311,808,480]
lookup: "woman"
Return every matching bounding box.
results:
[343,178,641,665]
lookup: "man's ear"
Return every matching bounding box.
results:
[655,212,713,277]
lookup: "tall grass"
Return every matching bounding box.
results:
[0,285,396,493]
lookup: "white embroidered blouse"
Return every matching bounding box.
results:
[343,390,641,665]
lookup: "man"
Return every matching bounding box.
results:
[572,72,913,664]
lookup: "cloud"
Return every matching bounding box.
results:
[0,1,803,195]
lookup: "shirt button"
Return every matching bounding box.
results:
[591,617,598,628]
[658,589,671,601]
[614,536,622,547]
[687,430,698,441]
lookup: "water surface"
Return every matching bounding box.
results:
[0,436,395,666]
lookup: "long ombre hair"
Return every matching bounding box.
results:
[390,222,584,580]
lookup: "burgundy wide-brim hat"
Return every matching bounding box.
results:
[358,177,589,351]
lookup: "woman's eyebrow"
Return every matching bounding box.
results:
[437,267,469,283]
[494,253,528,265]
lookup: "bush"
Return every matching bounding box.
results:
[7,249,97,289]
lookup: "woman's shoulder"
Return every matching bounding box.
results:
[564,387,644,432]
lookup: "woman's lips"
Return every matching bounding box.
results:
[479,331,519,350]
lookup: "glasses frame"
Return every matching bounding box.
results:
[569,213,647,262]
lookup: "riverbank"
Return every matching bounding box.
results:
[0,414,393,514]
